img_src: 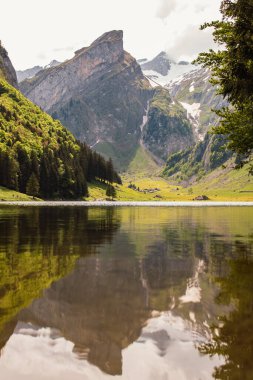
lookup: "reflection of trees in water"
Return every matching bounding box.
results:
[0,207,120,256]
[0,207,120,351]
[1,207,253,377]
[199,242,253,380]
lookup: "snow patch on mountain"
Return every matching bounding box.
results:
[143,62,196,87]
[180,102,204,141]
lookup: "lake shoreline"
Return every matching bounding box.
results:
[1,201,253,207]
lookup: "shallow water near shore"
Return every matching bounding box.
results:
[0,206,252,379]
[1,200,253,206]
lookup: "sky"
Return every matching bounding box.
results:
[0,0,221,70]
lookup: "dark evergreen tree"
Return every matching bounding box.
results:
[106,158,114,184]
[26,172,40,197]
[106,184,116,200]
[195,0,253,172]
[17,146,31,192]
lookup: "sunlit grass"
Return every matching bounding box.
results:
[87,164,253,202]
[0,186,40,201]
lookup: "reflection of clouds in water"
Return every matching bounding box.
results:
[0,313,222,380]
[0,322,101,380]
[124,312,223,380]
[180,260,205,304]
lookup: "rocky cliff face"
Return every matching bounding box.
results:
[19,33,209,170]
[0,41,18,87]
[20,31,153,169]
[142,88,195,161]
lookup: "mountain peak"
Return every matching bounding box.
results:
[140,51,171,76]
[74,30,123,57]
[91,30,123,45]
[156,51,168,58]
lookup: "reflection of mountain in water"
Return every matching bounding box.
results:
[19,251,196,375]
[18,229,234,375]
[0,207,120,350]
[0,207,252,378]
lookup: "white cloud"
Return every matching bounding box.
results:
[0,0,221,70]
[166,25,216,62]
[156,0,177,20]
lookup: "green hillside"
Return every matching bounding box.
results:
[0,78,120,199]
[163,134,232,182]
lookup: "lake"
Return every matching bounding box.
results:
[0,205,252,380]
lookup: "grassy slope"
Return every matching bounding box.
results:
[88,151,253,201]
[189,160,253,201]
[0,186,40,201]
[1,169,252,203]
[126,145,160,177]
[88,142,253,201]
[87,173,253,201]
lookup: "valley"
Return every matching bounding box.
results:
[1,30,253,201]
[1,2,253,379]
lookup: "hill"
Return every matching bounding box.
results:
[0,44,120,199]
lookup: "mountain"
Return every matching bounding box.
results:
[0,44,120,199]
[163,133,232,183]
[16,60,61,82]
[20,31,154,169]
[141,51,171,76]
[140,51,196,87]
[162,67,233,183]
[19,32,203,170]
[16,65,43,82]
[167,67,227,140]
[44,59,61,69]
[142,88,195,161]
[0,41,18,87]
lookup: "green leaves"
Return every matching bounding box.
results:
[196,0,253,169]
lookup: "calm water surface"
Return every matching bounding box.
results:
[0,206,252,380]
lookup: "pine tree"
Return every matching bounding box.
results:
[17,146,31,192]
[195,0,253,172]
[26,172,40,197]
[106,158,114,184]
[106,184,116,200]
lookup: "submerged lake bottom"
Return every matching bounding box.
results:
[0,205,252,380]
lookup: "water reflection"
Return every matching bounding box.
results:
[199,256,253,380]
[0,206,252,379]
[0,207,120,350]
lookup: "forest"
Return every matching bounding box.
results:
[0,79,121,199]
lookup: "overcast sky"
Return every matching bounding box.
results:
[0,0,221,70]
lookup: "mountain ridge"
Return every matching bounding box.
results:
[20,31,155,169]
[19,32,202,170]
